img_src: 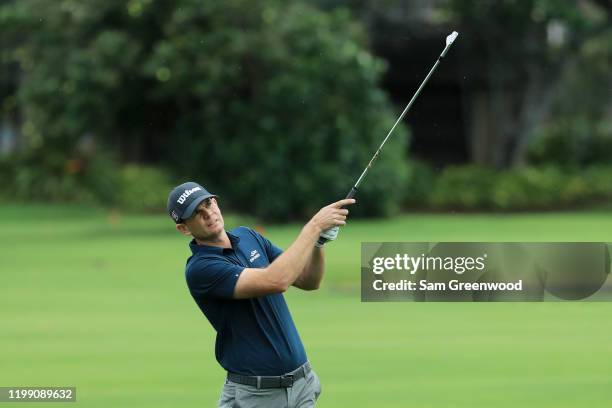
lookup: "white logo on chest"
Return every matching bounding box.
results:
[249,250,261,263]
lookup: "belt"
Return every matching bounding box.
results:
[227,361,311,389]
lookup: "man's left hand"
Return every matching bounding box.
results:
[315,226,339,247]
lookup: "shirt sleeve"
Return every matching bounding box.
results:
[185,258,244,299]
[261,233,284,262]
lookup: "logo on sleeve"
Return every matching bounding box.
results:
[249,250,261,263]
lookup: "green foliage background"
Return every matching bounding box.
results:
[0,0,610,216]
[0,0,409,220]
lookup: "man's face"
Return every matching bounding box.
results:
[178,197,225,241]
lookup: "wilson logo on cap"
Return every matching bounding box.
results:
[177,187,202,204]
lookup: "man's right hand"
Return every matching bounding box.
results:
[309,198,356,245]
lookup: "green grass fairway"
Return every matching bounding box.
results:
[2,205,612,407]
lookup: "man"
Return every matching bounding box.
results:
[167,181,355,407]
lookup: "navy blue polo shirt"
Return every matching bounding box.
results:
[184,226,307,376]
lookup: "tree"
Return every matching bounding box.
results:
[441,0,611,167]
[527,26,612,167]
[0,0,409,219]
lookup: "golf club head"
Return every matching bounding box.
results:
[440,31,459,58]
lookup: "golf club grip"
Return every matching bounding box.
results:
[316,187,358,246]
[345,186,358,200]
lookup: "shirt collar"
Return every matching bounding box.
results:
[189,231,240,255]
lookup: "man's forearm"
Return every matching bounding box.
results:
[266,222,321,290]
[294,247,325,290]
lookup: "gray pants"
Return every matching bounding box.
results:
[218,368,322,407]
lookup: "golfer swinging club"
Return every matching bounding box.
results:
[168,181,355,407]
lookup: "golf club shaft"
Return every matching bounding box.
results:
[317,32,457,246]
[347,40,454,199]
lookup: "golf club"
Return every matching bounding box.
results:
[318,31,459,246]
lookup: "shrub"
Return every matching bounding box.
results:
[0,148,119,205]
[430,165,497,210]
[403,159,435,208]
[492,167,565,210]
[581,166,612,202]
[1,0,409,221]
[117,165,173,213]
[145,2,410,220]
[426,165,612,211]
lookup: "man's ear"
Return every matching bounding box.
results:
[176,223,192,237]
